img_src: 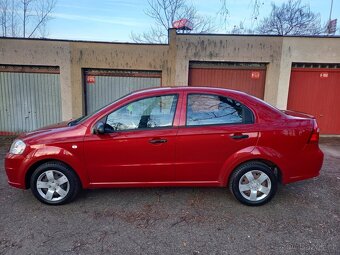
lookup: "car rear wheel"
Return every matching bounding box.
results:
[30,162,80,205]
[229,162,277,206]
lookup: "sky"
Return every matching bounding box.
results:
[47,0,340,42]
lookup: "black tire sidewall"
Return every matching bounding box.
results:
[30,162,79,205]
[230,163,278,206]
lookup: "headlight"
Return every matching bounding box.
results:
[9,139,26,155]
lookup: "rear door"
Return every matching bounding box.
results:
[175,93,258,182]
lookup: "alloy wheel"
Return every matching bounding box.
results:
[238,170,272,202]
[36,170,70,202]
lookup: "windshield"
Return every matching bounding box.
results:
[68,93,132,126]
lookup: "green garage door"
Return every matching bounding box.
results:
[84,69,161,114]
[0,65,61,134]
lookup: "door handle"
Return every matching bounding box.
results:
[230,134,249,140]
[149,138,167,144]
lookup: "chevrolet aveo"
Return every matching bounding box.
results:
[5,87,324,206]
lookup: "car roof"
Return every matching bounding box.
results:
[130,86,249,97]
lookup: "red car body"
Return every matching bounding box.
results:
[5,87,324,191]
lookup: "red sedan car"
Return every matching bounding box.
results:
[5,87,323,206]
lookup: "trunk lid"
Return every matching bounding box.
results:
[281,110,320,144]
[281,110,315,119]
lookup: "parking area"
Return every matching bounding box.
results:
[0,136,339,255]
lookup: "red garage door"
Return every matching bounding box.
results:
[287,64,340,134]
[188,62,266,99]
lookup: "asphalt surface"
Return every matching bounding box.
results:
[0,136,339,255]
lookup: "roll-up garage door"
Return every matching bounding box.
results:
[84,69,161,114]
[287,63,340,135]
[0,65,61,134]
[188,61,266,99]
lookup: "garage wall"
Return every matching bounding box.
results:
[170,31,340,110]
[273,37,340,110]
[0,39,73,121]
[0,38,170,120]
[171,31,283,106]
[69,42,171,116]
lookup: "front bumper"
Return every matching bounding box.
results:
[5,153,29,189]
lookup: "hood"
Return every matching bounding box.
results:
[38,120,71,130]
[18,120,83,144]
[21,121,71,137]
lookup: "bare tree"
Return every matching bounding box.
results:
[256,0,323,35]
[0,0,9,36]
[131,0,215,43]
[217,0,229,30]
[10,0,19,36]
[231,21,255,34]
[250,0,264,21]
[0,0,56,38]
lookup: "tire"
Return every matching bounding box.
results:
[229,162,277,206]
[30,161,81,205]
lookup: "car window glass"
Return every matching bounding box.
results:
[106,95,178,131]
[186,94,244,126]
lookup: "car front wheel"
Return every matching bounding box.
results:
[229,162,278,206]
[30,162,80,205]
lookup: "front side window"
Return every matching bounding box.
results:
[186,94,252,126]
[105,95,178,131]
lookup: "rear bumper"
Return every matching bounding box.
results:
[282,145,324,184]
[4,153,29,189]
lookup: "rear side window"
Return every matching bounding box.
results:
[186,94,253,126]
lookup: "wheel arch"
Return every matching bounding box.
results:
[25,159,84,189]
[224,158,282,187]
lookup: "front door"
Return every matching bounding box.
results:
[84,94,179,184]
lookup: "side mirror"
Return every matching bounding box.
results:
[94,122,105,135]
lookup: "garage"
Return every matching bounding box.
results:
[188,61,266,99]
[0,65,61,134]
[287,63,340,135]
[84,69,161,114]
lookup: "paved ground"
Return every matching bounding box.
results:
[0,136,339,255]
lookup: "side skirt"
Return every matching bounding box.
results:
[87,181,222,189]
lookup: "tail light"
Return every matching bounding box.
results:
[308,119,319,144]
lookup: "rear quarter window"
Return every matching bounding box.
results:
[186,94,254,126]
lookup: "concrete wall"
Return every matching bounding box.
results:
[68,42,170,117]
[1,30,340,119]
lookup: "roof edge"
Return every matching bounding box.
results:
[175,32,340,39]
[0,36,169,46]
